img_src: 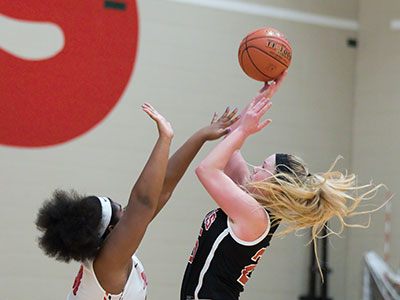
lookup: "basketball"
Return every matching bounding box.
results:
[238,28,292,82]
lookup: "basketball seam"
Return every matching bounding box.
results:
[245,46,289,69]
[245,47,274,81]
[240,48,247,76]
[239,39,246,74]
[241,35,251,78]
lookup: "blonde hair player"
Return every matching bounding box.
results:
[181,70,385,300]
[35,103,239,300]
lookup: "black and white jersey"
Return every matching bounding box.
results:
[181,208,279,300]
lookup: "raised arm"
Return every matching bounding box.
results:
[94,103,173,288]
[152,107,240,220]
[196,98,273,241]
[224,70,288,185]
[229,70,287,134]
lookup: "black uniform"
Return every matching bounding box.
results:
[181,208,279,300]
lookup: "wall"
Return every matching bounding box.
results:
[347,0,400,299]
[0,0,370,299]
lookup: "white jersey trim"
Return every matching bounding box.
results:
[227,210,270,246]
[194,228,229,299]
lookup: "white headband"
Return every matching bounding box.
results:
[97,197,112,237]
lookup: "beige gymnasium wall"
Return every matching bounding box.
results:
[136,2,357,300]
[137,1,355,300]
[347,0,400,299]
[1,0,383,299]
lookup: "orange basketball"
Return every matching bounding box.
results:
[238,28,292,81]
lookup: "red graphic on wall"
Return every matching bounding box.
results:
[0,0,139,147]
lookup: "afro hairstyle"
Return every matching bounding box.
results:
[35,190,103,263]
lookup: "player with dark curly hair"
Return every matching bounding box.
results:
[35,103,239,300]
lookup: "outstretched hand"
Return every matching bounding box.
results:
[239,97,272,136]
[142,103,174,139]
[228,70,287,134]
[201,106,241,141]
[254,69,288,103]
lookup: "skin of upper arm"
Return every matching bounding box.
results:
[223,151,250,185]
[93,198,155,292]
[196,164,268,240]
[98,198,154,265]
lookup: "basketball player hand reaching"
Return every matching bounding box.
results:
[142,103,174,139]
[200,106,241,140]
[92,103,173,294]
[230,69,287,134]
[151,106,240,220]
[180,88,281,300]
[237,98,272,135]
[195,99,274,240]
[35,102,241,299]
[223,71,287,186]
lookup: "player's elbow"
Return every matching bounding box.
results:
[130,193,158,212]
[195,163,207,180]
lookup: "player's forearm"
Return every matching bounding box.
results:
[200,129,247,172]
[223,150,249,185]
[163,129,208,190]
[151,129,209,219]
[129,135,172,209]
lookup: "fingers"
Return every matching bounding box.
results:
[260,82,270,93]
[259,101,272,115]
[264,81,276,99]
[142,103,158,120]
[229,114,241,125]
[217,106,239,122]
[142,102,155,111]
[257,119,272,131]
[223,127,232,135]
[142,103,166,124]
[252,97,271,113]
[268,69,288,97]
[255,82,270,98]
[221,106,230,119]
[272,69,287,92]
[226,107,238,120]
[211,112,218,124]
[141,102,151,111]
[276,69,288,84]
[142,103,173,138]
[259,69,287,101]
[142,103,158,113]
[252,70,286,106]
